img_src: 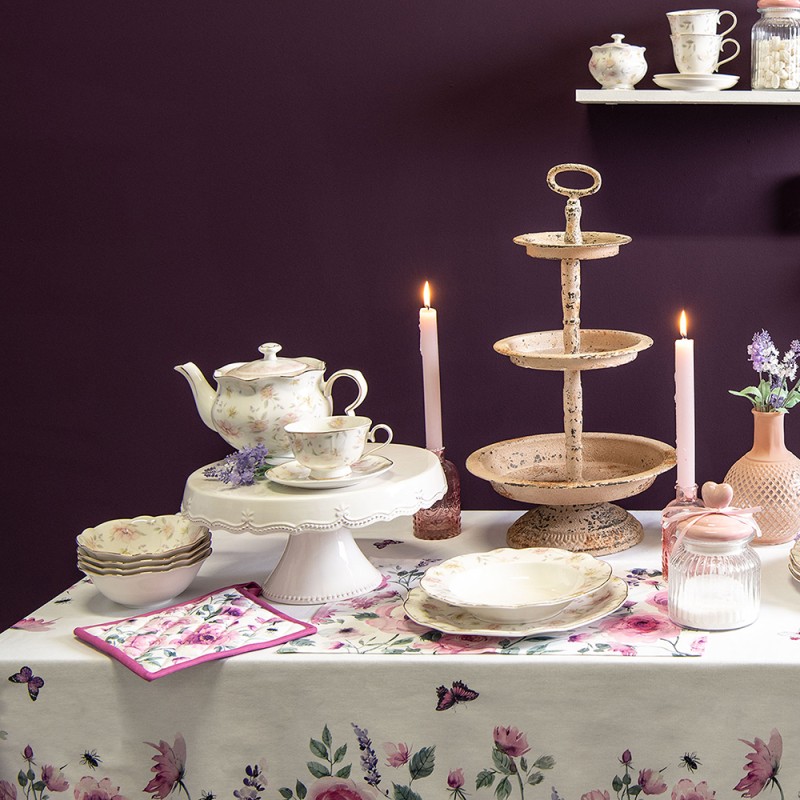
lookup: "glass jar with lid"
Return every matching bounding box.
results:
[668,483,761,631]
[752,1,800,89]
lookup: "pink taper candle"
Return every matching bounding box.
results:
[675,310,695,491]
[419,281,443,451]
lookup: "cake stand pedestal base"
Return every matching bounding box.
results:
[506,502,643,555]
[262,527,383,604]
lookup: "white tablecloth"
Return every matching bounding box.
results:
[2,511,799,800]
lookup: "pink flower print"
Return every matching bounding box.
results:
[493,725,530,758]
[672,779,716,799]
[581,792,610,800]
[609,643,637,656]
[620,750,632,765]
[173,623,237,647]
[0,781,16,800]
[383,742,410,768]
[111,525,140,542]
[690,636,707,654]
[568,632,592,643]
[248,420,268,434]
[599,613,680,644]
[259,385,275,400]
[143,734,187,799]
[361,601,412,636]
[123,633,168,657]
[216,420,240,438]
[41,765,69,792]
[348,591,397,610]
[447,768,465,789]
[12,618,56,631]
[306,776,377,799]
[73,777,128,800]
[735,729,782,798]
[646,591,669,610]
[639,768,667,795]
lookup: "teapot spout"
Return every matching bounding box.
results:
[174,362,217,432]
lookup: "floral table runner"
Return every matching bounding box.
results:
[278,558,708,656]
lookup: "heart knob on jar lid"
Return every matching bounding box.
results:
[701,481,735,509]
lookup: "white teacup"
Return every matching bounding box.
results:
[284,415,393,479]
[671,33,740,74]
[667,9,737,37]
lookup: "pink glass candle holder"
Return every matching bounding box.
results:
[413,448,461,539]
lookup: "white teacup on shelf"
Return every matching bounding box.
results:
[667,8,737,37]
[285,415,393,479]
[671,33,740,73]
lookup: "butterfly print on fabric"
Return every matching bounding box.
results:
[8,666,44,701]
[435,680,479,710]
[373,539,403,549]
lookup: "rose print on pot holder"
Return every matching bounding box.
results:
[74,582,315,680]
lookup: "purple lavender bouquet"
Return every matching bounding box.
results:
[729,330,800,413]
[203,444,271,486]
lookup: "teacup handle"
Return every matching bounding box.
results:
[323,369,368,415]
[365,423,393,457]
[716,37,740,70]
[718,10,737,38]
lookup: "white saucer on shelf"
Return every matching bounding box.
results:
[403,576,628,637]
[265,455,394,489]
[653,73,739,91]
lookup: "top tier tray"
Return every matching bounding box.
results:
[181,443,446,604]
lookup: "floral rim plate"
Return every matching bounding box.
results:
[653,73,739,92]
[404,577,628,637]
[419,547,612,623]
[788,558,800,582]
[265,455,394,489]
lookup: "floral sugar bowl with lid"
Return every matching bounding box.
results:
[175,342,368,460]
[589,34,647,90]
[668,482,762,631]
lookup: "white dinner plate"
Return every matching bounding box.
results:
[403,576,628,637]
[265,455,394,489]
[653,73,739,92]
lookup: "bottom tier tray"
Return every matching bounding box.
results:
[466,433,676,555]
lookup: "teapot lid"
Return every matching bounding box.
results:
[224,343,313,379]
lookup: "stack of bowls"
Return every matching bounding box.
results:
[419,547,613,624]
[789,539,800,582]
[77,514,211,607]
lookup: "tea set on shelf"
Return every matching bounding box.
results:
[588,7,758,93]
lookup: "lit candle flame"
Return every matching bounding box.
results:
[423,281,432,309]
[679,309,688,338]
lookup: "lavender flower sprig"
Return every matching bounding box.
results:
[203,444,271,486]
[729,330,800,413]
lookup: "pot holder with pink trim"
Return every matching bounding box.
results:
[74,582,316,680]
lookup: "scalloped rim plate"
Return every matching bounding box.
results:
[265,455,394,489]
[404,577,629,637]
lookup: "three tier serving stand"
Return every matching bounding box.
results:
[467,164,676,555]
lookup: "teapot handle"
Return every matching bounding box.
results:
[323,369,368,415]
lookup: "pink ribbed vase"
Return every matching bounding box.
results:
[724,409,800,545]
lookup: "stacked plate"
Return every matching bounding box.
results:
[404,547,628,637]
[77,514,211,607]
[789,539,800,581]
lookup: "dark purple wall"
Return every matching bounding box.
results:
[4,2,799,630]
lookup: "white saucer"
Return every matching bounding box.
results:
[265,455,394,489]
[403,576,628,637]
[653,73,739,91]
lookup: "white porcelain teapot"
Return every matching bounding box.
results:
[175,343,368,460]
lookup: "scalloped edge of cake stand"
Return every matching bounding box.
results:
[494,329,653,371]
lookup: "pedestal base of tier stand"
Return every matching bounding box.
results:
[506,502,643,555]
[261,527,384,604]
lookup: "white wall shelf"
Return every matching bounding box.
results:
[576,88,800,105]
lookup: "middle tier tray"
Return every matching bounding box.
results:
[494,329,653,371]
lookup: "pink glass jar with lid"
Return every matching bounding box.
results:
[752,0,800,89]
[668,482,761,631]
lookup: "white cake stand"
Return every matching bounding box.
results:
[181,444,446,604]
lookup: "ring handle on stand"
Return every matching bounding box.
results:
[546,164,602,244]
